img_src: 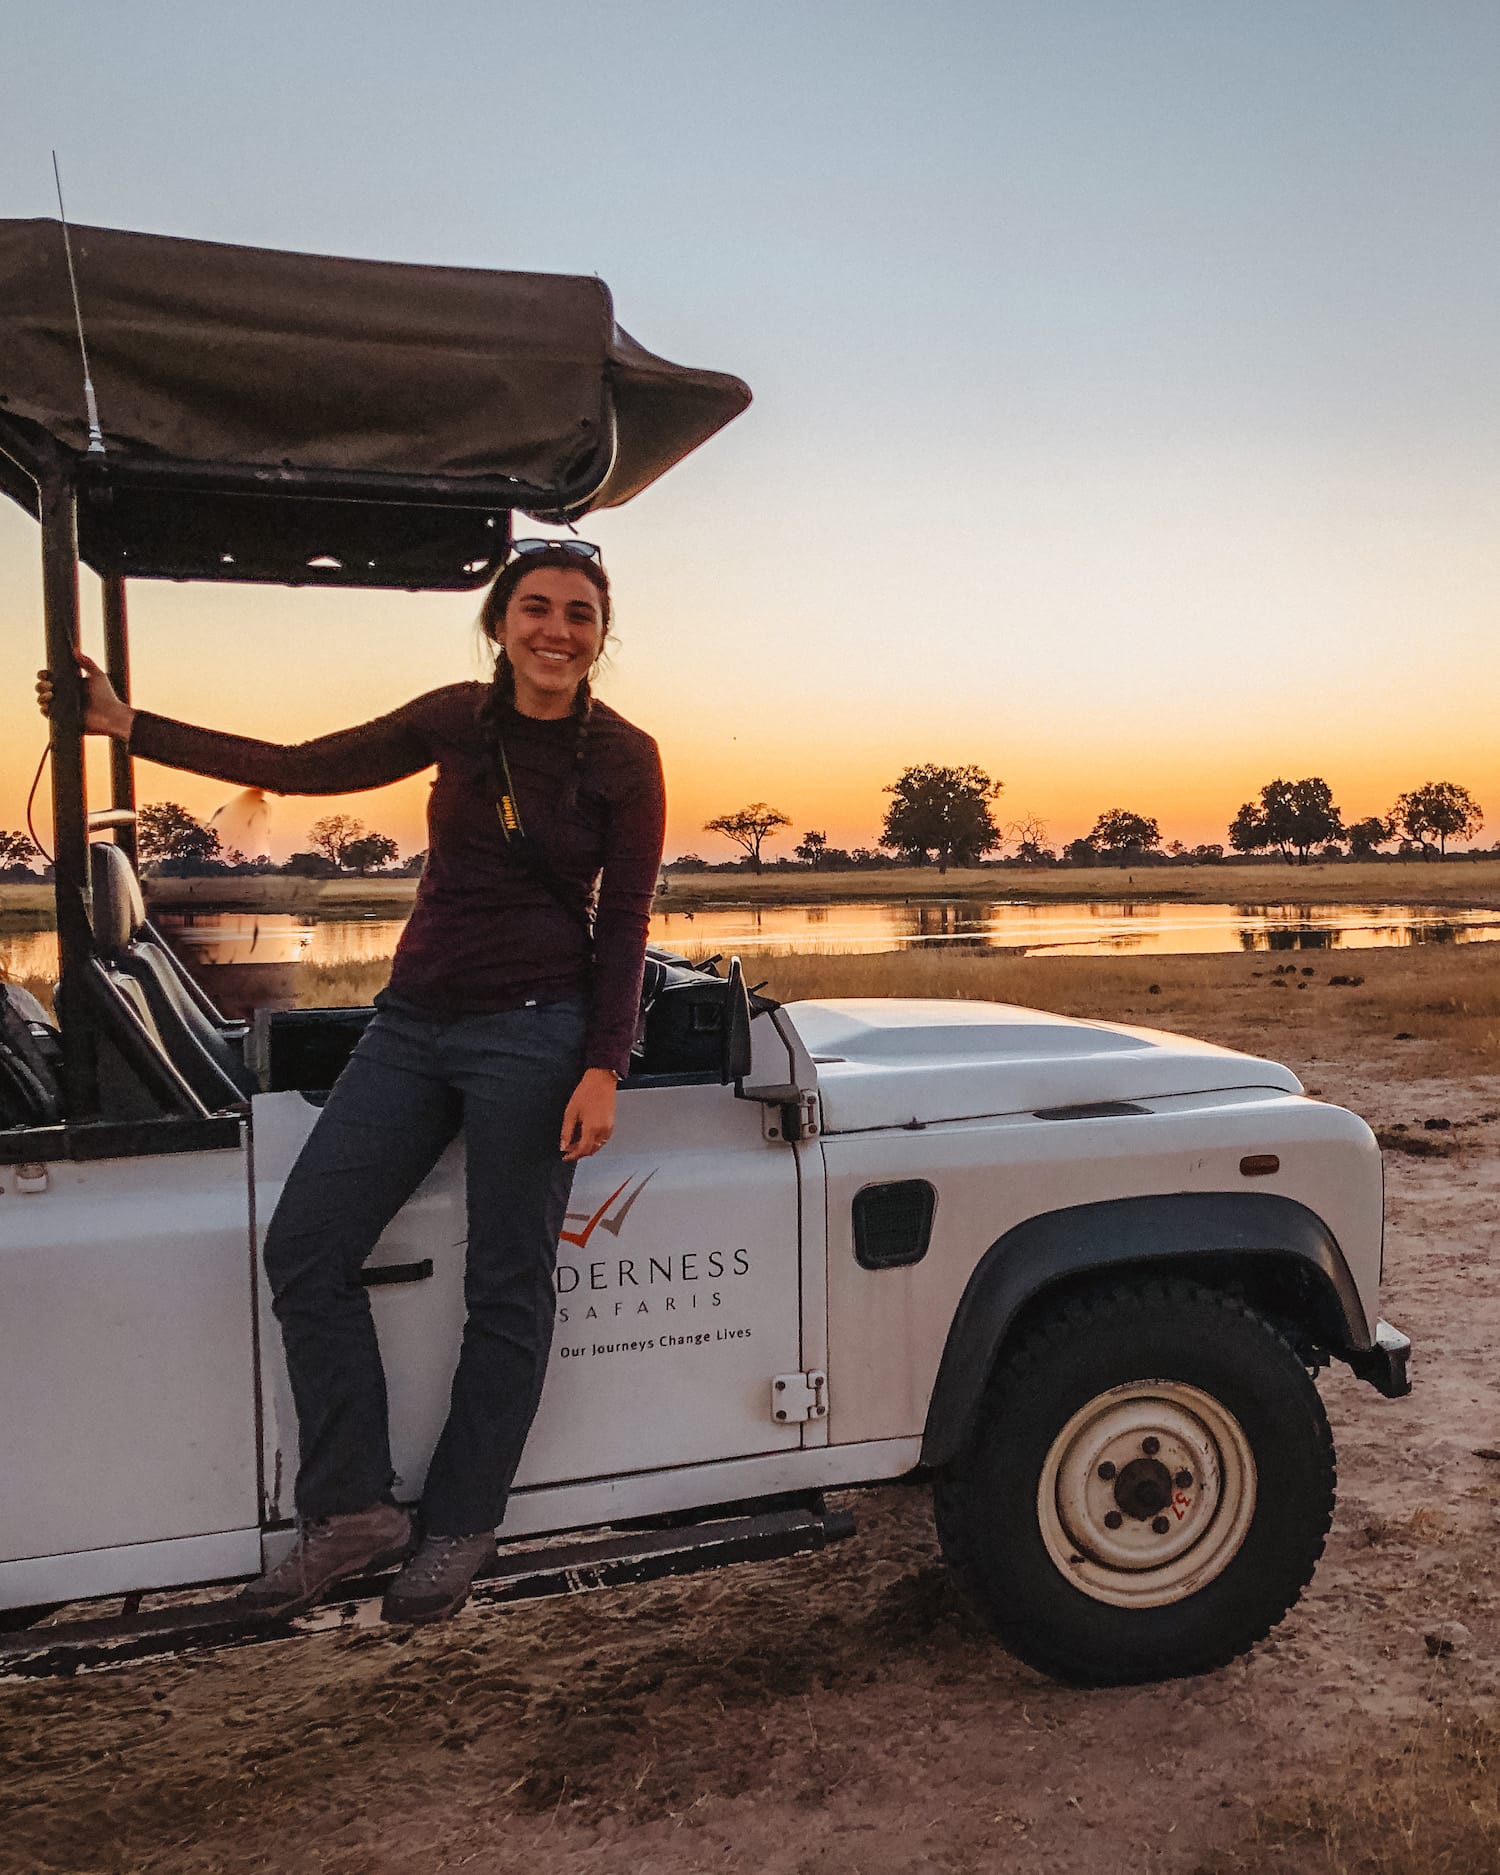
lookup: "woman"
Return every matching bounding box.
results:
[40,541,665,1624]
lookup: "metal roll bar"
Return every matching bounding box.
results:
[38,458,98,1116]
[101,574,136,870]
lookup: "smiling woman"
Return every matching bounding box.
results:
[476,544,615,848]
[483,541,612,712]
[38,535,667,1623]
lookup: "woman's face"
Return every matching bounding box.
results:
[495,566,607,715]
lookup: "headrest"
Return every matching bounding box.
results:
[90,841,148,954]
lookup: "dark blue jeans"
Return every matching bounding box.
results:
[263,994,587,1535]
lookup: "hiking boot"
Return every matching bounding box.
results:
[381,1532,497,1625]
[236,1502,414,1619]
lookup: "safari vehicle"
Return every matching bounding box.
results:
[0,219,1410,1686]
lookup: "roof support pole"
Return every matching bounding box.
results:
[101,575,137,870]
[40,470,99,1117]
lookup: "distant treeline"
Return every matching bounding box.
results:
[0,806,424,881]
[688,770,1487,874]
[0,772,1487,885]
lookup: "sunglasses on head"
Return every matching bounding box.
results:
[509,537,603,564]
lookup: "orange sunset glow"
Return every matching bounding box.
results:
[3,12,1499,868]
[2,469,1495,867]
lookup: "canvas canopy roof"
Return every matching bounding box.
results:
[0,219,750,587]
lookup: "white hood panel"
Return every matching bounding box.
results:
[785,999,1303,1133]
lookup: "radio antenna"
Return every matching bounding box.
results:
[50,151,105,455]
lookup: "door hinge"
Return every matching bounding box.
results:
[762,1091,820,1144]
[772,1370,828,1424]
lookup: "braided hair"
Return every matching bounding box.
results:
[477,547,611,812]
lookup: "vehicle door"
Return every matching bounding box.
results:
[0,1118,261,1605]
[251,1072,805,1519]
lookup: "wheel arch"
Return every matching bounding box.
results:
[920,1191,1370,1470]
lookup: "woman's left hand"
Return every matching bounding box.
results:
[560,1068,617,1161]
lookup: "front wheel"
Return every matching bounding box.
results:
[933,1278,1335,1685]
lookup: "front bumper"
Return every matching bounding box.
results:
[1346,1318,1412,1399]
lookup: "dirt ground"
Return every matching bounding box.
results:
[7,968,1500,1874]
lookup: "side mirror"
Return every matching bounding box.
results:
[721,955,753,1085]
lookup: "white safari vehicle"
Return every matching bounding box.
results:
[0,221,1409,1685]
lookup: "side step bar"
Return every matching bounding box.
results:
[0,1501,856,1681]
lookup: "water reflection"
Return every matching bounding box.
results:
[154,911,314,967]
[651,899,1500,958]
[4,898,1500,989]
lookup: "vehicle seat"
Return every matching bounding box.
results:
[90,842,254,1108]
[0,982,64,1127]
[631,948,771,1079]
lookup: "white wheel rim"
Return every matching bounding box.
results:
[1036,1379,1257,1609]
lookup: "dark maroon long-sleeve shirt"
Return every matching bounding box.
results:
[129,683,667,1076]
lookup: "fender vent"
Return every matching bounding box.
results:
[853,1180,936,1270]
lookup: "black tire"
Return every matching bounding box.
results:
[933,1277,1335,1686]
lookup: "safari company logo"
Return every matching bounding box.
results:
[554,1166,754,1354]
[560,1169,661,1249]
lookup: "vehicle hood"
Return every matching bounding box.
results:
[783,998,1303,1134]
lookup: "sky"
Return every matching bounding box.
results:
[2,3,1499,861]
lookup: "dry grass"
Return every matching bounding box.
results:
[663,857,1500,910]
[742,940,1500,1068]
[144,875,420,916]
[294,939,1500,1070]
[1198,1700,1500,1875]
[0,882,54,933]
[293,960,392,1009]
[0,877,419,934]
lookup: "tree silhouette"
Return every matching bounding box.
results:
[1390,783,1483,858]
[1228,779,1342,865]
[1227,802,1266,857]
[795,830,829,870]
[137,802,221,865]
[0,830,38,874]
[308,813,367,870]
[1010,814,1053,864]
[704,804,791,873]
[1346,815,1393,859]
[881,764,1003,873]
[343,832,400,875]
[1088,809,1161,857]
